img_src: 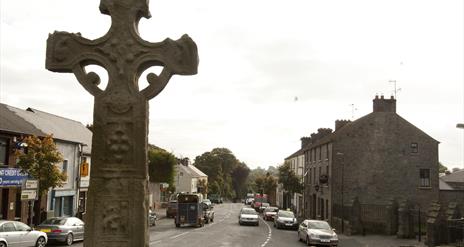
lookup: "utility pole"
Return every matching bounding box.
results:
[389,80,401,99]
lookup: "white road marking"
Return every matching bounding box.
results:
[260,217,272,247]
[170,232,190,239]
[149,240,162,245]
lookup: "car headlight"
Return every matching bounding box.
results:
[332,234,338,240]
[309,233,318,239]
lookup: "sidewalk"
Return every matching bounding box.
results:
[339,234,427,247]
[154,207,166,219]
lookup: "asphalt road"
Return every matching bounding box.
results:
[58,203,344,247]
[65,203,307,247]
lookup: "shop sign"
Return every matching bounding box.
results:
[0,168,29,187]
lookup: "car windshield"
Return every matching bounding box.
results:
[308,221,331,230]
[42,218,66,225]
[241,209,257,215]
[278,211,294,218]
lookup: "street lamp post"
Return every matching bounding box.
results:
[336,152,345,233]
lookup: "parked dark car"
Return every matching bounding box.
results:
[274,210,298,230]
[36,217,84,246]
[208,194,223,204]
[166,200,178,218]
[0,220,47,247]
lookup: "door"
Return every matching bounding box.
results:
[14,222,35,247]
[73,218,85,240]
[298,221,307,240]
[1,222,21,246]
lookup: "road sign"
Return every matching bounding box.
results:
[23,180,38,190]
[21,190,37,201]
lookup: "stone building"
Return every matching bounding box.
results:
[303,96,439,235]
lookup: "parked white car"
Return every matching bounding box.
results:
[0,220,47,247]
[297,220,338,246]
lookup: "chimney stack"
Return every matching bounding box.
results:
[300,137,311,148]
[373,95,396,113]
[335,119,351,131]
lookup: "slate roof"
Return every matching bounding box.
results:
[439,178,454,190]
[179,164,207,178]
[0,103,92,153]
[285,148,304,160]
[302,111,439,151]
[0,103,45,136]
[441,170,464,183]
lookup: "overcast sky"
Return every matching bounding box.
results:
[1,0,463,170]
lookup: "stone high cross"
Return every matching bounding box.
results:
[46,0,198,246]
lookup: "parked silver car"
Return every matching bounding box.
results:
[0,220,47,247]
[36,217,84,246]
[297,220,338,246]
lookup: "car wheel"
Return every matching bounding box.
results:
[65,233,73,246]
[0,242,5,247]
[36,236,47,247]
[306,236,310,246]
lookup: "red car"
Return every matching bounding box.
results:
[263,207,279,221]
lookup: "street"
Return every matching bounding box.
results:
[67,203,424,247]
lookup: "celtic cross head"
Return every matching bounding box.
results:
[46,0,199,100]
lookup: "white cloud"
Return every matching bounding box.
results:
[1,0,463,169]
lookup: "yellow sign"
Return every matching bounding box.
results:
[80,162,89,177]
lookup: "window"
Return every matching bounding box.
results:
[419,169,430,187]
[62,160,68,175]
[0,138,8,167]
[411,143,418,153]
[2,222,15,232]
[309,168,312,184]
[14,222,30,231]
[318,147,321,161]
[325,145,329,160]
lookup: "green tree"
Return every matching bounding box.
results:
[16,135,66,224]
[147,145,176,190]
[438,162,448,174]
[231,162,250,199]
[278,162,303,194]
[194,148,246,199]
